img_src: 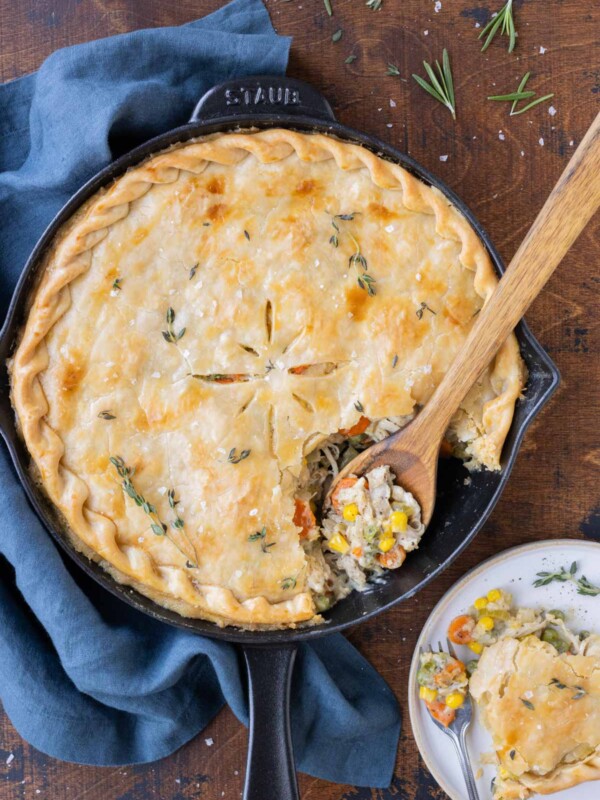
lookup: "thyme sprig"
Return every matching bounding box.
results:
[167,488,199,568]
[329,212,357,247]
[412,49,456,120]
[248,525,275,553]
[109,456,198,567]
[550,678,587,700]
[416,301,437,319]
[479,0,516,54]
[227,447,251,464]
[489,72,554,116]
[162,307,186,343]
[328,213,376,296]
[534,561,600,597]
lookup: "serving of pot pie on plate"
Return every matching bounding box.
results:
[9,129,525,628]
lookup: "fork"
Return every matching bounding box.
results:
[420,638,481,800]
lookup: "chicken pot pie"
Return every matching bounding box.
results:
[10,129,525,628]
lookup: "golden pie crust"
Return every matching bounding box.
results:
[470,635,600,798]
[10,130,525,627]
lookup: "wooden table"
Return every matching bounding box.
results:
[0,1,598,798]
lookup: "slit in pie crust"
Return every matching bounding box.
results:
[9,129,526,628]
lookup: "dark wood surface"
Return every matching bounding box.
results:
[0,1,598,798]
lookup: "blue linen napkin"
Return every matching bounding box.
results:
[0,0,401,787]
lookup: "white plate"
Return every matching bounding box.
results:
[408,539,600,800]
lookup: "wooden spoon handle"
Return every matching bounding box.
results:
[417,110,600,438]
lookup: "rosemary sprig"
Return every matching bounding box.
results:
[416,301,437,319]
[109,457,198,567]
[162,307,186,343]
[533,561,600,597]
[386,63,401,76]
[479,0,516,54]
[489,72,554,116]
[248,526,275,553]
[366,0,382,10]
[412,49,456,119]
[227,447,251,464]
[324,0,332,16]
[98,410,116,420]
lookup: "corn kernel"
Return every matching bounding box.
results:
[487,588,502,603]
[468,641,484,654]
[474,597,488,610]
[445,692,465,709]
[390,510,408,533]
[378,536,396,553]
[342,503,359,522]
[419,686,438,702]
[328,533,350,554]
[478,616,494,631]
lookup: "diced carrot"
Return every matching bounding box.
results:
[339,415,370,437]
[448,614,476,645]
[434,659,466,687]
[426,699,456,728]
[289,364,310,375]
[293,498,316,539]
[330,476,360,512]
[352,547,363,558]
[376,545,406,570]
[214,374,245,384]
[439,438,453,458]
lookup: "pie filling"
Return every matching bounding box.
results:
[295,415,425,610]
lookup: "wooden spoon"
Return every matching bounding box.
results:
[327,111,600,526]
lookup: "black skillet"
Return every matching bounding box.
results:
[0,76,559,800]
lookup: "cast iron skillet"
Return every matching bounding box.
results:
[0,76,559,799]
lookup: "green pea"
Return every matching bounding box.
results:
[579,630,591,641]
[466,660,479,676]
[548,609,565,621]
[314,594,332,612]
[541,628,560,644]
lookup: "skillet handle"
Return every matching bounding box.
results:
[241,643,299,800]
[190,75,336,124]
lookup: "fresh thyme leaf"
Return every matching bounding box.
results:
[357,273,376,296]
[98,410,116,420]
[489,72,554,116]
[573,687,587,700]
[412,49,456,119]
[329,234,339,247]
[416,301,437,319]
[265,359,276,372]
[479,0,516,53]
[281,576,297,590]
[509,750,516,760]
[262,541,276,553]
[520,698,535,710]
[248,526,267,542]
[324,0,332,15]
[202,222,210,227]
[550,678,567,690]
[345,54,357,64]
[336,213,356,221]
[189,263,198,280]
[228,447,251,464]
[244,229,250,241]
[112,278,122,292]
[354,400,364,413]
[332,29,343,42]
[387,64,401,76]
[366,0,382,9]
[392,354,398,368]
[349,252,368,270]
[151,523,165,536]
[533,562,600,596]
[162,307,186,344]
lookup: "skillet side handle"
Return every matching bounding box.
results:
[241,643,299,800]
[190,76,336,124]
